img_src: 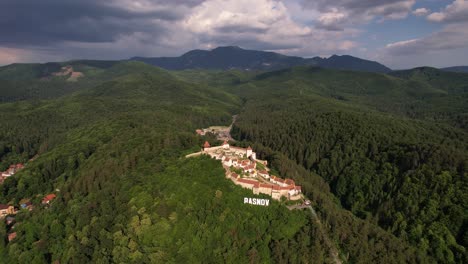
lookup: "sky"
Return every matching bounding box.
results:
[1,0,467,69]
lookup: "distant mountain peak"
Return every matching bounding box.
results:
[131,46,392,73]
[213,46,242,50]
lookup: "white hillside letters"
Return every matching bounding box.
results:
[244,197,270,206]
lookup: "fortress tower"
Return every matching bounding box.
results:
[222,140,230,150]
[203,141,211,151]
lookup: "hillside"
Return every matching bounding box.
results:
[131,46,391,73]
[0,62,466,263]
[224,69,467,263]
[0,60,152,102]
[176,66,466,128]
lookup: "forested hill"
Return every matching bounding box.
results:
[224,67,467,263]
[0,62,466,263]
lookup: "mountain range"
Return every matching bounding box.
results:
[131,46,468,73]
[1,46,465,74]
[131,46,392,73]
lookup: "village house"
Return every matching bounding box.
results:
[1,163,25,184]
[8,232,17,242]
[0,204,15,218]
[42,194,56,205]
[2,163,25,177]
[20,199,33,211]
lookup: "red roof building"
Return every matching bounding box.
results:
[8,232,16,242]
[42,194,56,204]
[203,141,211,149]
[237,178,258,186]
[285,179,295,186]
[259,183,273,189]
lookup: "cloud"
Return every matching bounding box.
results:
[185,0,310,39]
[0,0,364,65]
[427,0,468,23]
[183,0,350,54]
[0,0,198,47]
[300,0,416,30]
[316,9,348,31]
[379,1,468,68]
[385,23,468,56]
[412,8,430,16]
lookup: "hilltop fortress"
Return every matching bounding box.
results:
[201,141,302,201]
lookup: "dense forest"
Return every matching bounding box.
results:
[228,67,468,263]
[0,61,466,263]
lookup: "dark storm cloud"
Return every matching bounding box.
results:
[0,0,198,47]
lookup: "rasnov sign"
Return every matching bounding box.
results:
[244,197,270,206]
